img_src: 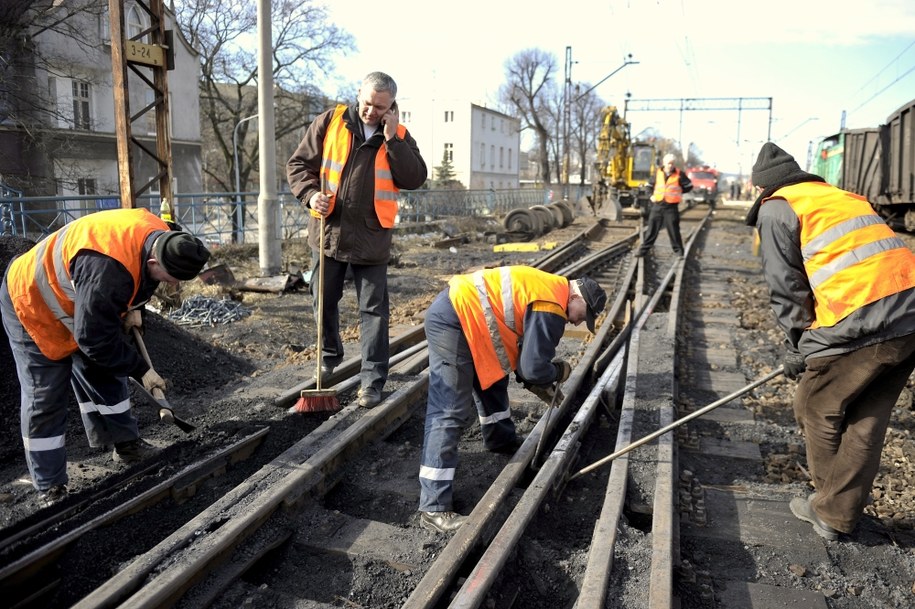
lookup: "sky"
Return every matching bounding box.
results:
[322,0,915,175]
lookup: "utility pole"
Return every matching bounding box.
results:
[256,0,281,274]
[562,46,573,200]
[108,0,174,210]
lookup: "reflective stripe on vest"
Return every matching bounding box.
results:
[5,208,168,359]
[448,266,570,390]
[651,167,683,204]
[321,104,408,228]
[768,182,915,329]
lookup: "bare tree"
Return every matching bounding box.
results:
[173,0,353,194]
[499,48,557,185]
[571,84,604,187]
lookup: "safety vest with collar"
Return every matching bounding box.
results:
[651,167,683,204]
[320,104,408,228]
[448,266,570,390]
[765,182,915,329]
[6,208,169,360]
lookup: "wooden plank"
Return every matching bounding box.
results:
[686,437,761,460]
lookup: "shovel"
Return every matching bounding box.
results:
[130,328,197,434]
[568,367,784,480]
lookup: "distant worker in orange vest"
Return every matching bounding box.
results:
[636,152,692,257]
[417,266,607,533]
[287,71,428,409]
[747,142,915,541]
[1,209,210,507]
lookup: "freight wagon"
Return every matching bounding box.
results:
[810,98,915,231]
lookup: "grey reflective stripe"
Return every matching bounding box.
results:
[376,168,393,180]
[802,215,885,260]
[478,408,512,425]
[499,267,514,331]
[376,189,398,202]
[320,159,343,194]
[32,227,75,333]
[808,237,907,290]
[473,270,511,371]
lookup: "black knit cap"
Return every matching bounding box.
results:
[576,276,607,333]
[154,231,210,281]
[751,142,801,188]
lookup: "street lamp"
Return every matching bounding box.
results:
[232,113,258,243]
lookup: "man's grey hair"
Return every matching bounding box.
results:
[362,72,397,98]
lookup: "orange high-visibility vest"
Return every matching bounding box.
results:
[767,182,915,329]
[320,104,408,228]
[5,208,168,360]
[448,266,570,390]
[651,167,683,204]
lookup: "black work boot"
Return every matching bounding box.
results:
[112,439,160,465]
[38,484,68,507]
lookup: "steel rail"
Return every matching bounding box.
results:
[0,428,270,604]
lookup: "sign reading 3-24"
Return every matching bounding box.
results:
[125,41,165,67]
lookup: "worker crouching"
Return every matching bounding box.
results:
[0,208,210,507]
[417,265,607,533]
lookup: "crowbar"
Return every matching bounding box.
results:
[569,367,784,480]
[131,327,197,433]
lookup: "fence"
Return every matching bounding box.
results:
[0,188,571,244]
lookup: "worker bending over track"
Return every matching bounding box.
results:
[747,142,915,541]
[417,265,607,533]
[1,208,210,507]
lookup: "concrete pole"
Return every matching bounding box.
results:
[257,0,281,274]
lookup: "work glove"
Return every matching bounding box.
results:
[554,360,571,383]
[141,368,168,397]
[122,309,143,334]
[782,350,806,381]
[525,383,564,406]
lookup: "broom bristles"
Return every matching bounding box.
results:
[292,390,341,413]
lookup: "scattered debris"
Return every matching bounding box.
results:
[168,294,251,326]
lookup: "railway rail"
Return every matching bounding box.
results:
[2,204,913,609]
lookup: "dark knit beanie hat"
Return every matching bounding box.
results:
[576,276,607,334]
[154,231,210,280]
[751,142,802,188]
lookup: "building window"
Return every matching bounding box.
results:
[401,110,411,122]
[480,143,485,168]
[490,145,495,169]
[127,4,147,41]
[72,80,91,130]
[499,147,504,169]
[481,113,485,128]
[444,110,454,122]
[78,178,97,195]
[444,142,453,162]
[508,149,513,170]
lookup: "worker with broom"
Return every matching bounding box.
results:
[417,266,607,533]
[286,71,427,409]
[747,142,915,541]
[0,208,210,507]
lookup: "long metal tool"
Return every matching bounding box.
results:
[131,327,197,433]
[569,367,784,480]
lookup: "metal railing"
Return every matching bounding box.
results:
[0,188,566,244]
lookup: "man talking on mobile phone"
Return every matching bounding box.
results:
[287,72,427,408]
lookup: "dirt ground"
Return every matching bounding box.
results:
[2,210,915,608]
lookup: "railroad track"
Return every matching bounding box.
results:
[6,203,874,609]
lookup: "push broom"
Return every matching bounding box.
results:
[294,174,340,413]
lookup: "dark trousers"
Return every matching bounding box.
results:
[638,202,683,255]
[311,252,389,392]
[1,276,138,491]
[795,332,915,532]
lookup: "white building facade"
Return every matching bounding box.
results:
[0,2,202,199]
[399,99,520,190]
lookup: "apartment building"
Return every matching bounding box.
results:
[0,2,201,201]
[399,99,520,190]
